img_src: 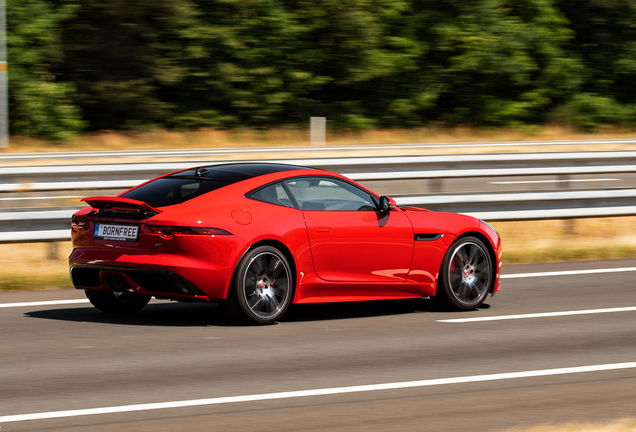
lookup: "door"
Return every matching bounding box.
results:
[285,177,413,282]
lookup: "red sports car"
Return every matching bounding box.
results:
[69,163,502,324]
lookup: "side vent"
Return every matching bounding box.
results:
[415,233,442,241]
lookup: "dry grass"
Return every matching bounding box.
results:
[1,216,635,291]
[502,418,636,432]
[491,216,636,264]
[0,242,74,291]
[5,125,636,154]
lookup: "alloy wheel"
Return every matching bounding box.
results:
[447,241,491,307]
[241,251,291,320]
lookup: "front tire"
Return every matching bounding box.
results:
[85,289,151,313]
[222,246,293,325]
[433,236,493,310]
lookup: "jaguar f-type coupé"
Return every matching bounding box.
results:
[69,163,502,324]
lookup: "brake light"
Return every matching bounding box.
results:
[147,225,231,239]
[71,219,87,232]
[149,226,178,238]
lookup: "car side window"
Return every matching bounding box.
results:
[251,183,295,208]
[285,177,377,211]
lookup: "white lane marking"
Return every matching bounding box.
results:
[0,299,89,309]
[501,267,636,279]
[1,362,635,423]
[489,178,619,185]
[438,306,636,323]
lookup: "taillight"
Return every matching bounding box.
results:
[189,227,232,235]
[148,226,178,238]
[71,219,87,232]
[147,225,231,239]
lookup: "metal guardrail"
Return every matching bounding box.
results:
[3,151,636,178]
[3,155,636,193]
[0,229,69,243]
[4,206,636,243]
[469,206,636,221]
[0,180,141,193]
[400,188,636,205]
[3,138,636,162]
[2,196,636,243]
[349,165,636,180]
[3,149,636,243]
[1,164,636,194]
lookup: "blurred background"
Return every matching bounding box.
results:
[7,0,636,139]
[4,0,636,291]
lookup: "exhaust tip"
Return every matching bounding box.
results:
[101,274,111,288]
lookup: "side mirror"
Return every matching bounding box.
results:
[379,195,395,213]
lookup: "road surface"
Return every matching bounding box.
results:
[1,259,636,431]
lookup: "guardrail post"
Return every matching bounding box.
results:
[47,242,58,261]
[558,175,576,234]
[429,178,443,194]
[310,117,326,146]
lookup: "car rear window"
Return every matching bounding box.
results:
[121,178,229,208]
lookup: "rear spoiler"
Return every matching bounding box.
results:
[81,197,162,215]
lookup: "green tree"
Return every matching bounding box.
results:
[383,0,583,127]
[8,0,85,139]
[164,0,419,130]
[59,0,201,130]
[43,0,633,133]
[554,0,636,129]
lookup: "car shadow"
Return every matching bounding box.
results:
[25,302,233,327]
[25,298,490,327]
[282,298,490,322]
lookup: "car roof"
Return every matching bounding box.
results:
[171,163,309,182]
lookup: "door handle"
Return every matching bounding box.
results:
[316,227,331,233]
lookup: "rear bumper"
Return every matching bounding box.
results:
[69,244,242,300]
[70,264,211,301]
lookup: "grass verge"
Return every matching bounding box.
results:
[5,125,636,153]
[1,216,635,292]
[491,216,636,265]
[0,242,73,292]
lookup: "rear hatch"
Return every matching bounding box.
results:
[78,197,162,243]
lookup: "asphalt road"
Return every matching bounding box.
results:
[2,259,636,431]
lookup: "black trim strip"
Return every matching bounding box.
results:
[70,264,206,296]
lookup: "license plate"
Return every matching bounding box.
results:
[94,224,139,242]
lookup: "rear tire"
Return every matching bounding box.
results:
[222,246,293,325]
[85,289,151,313]
[433,236,493,311]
